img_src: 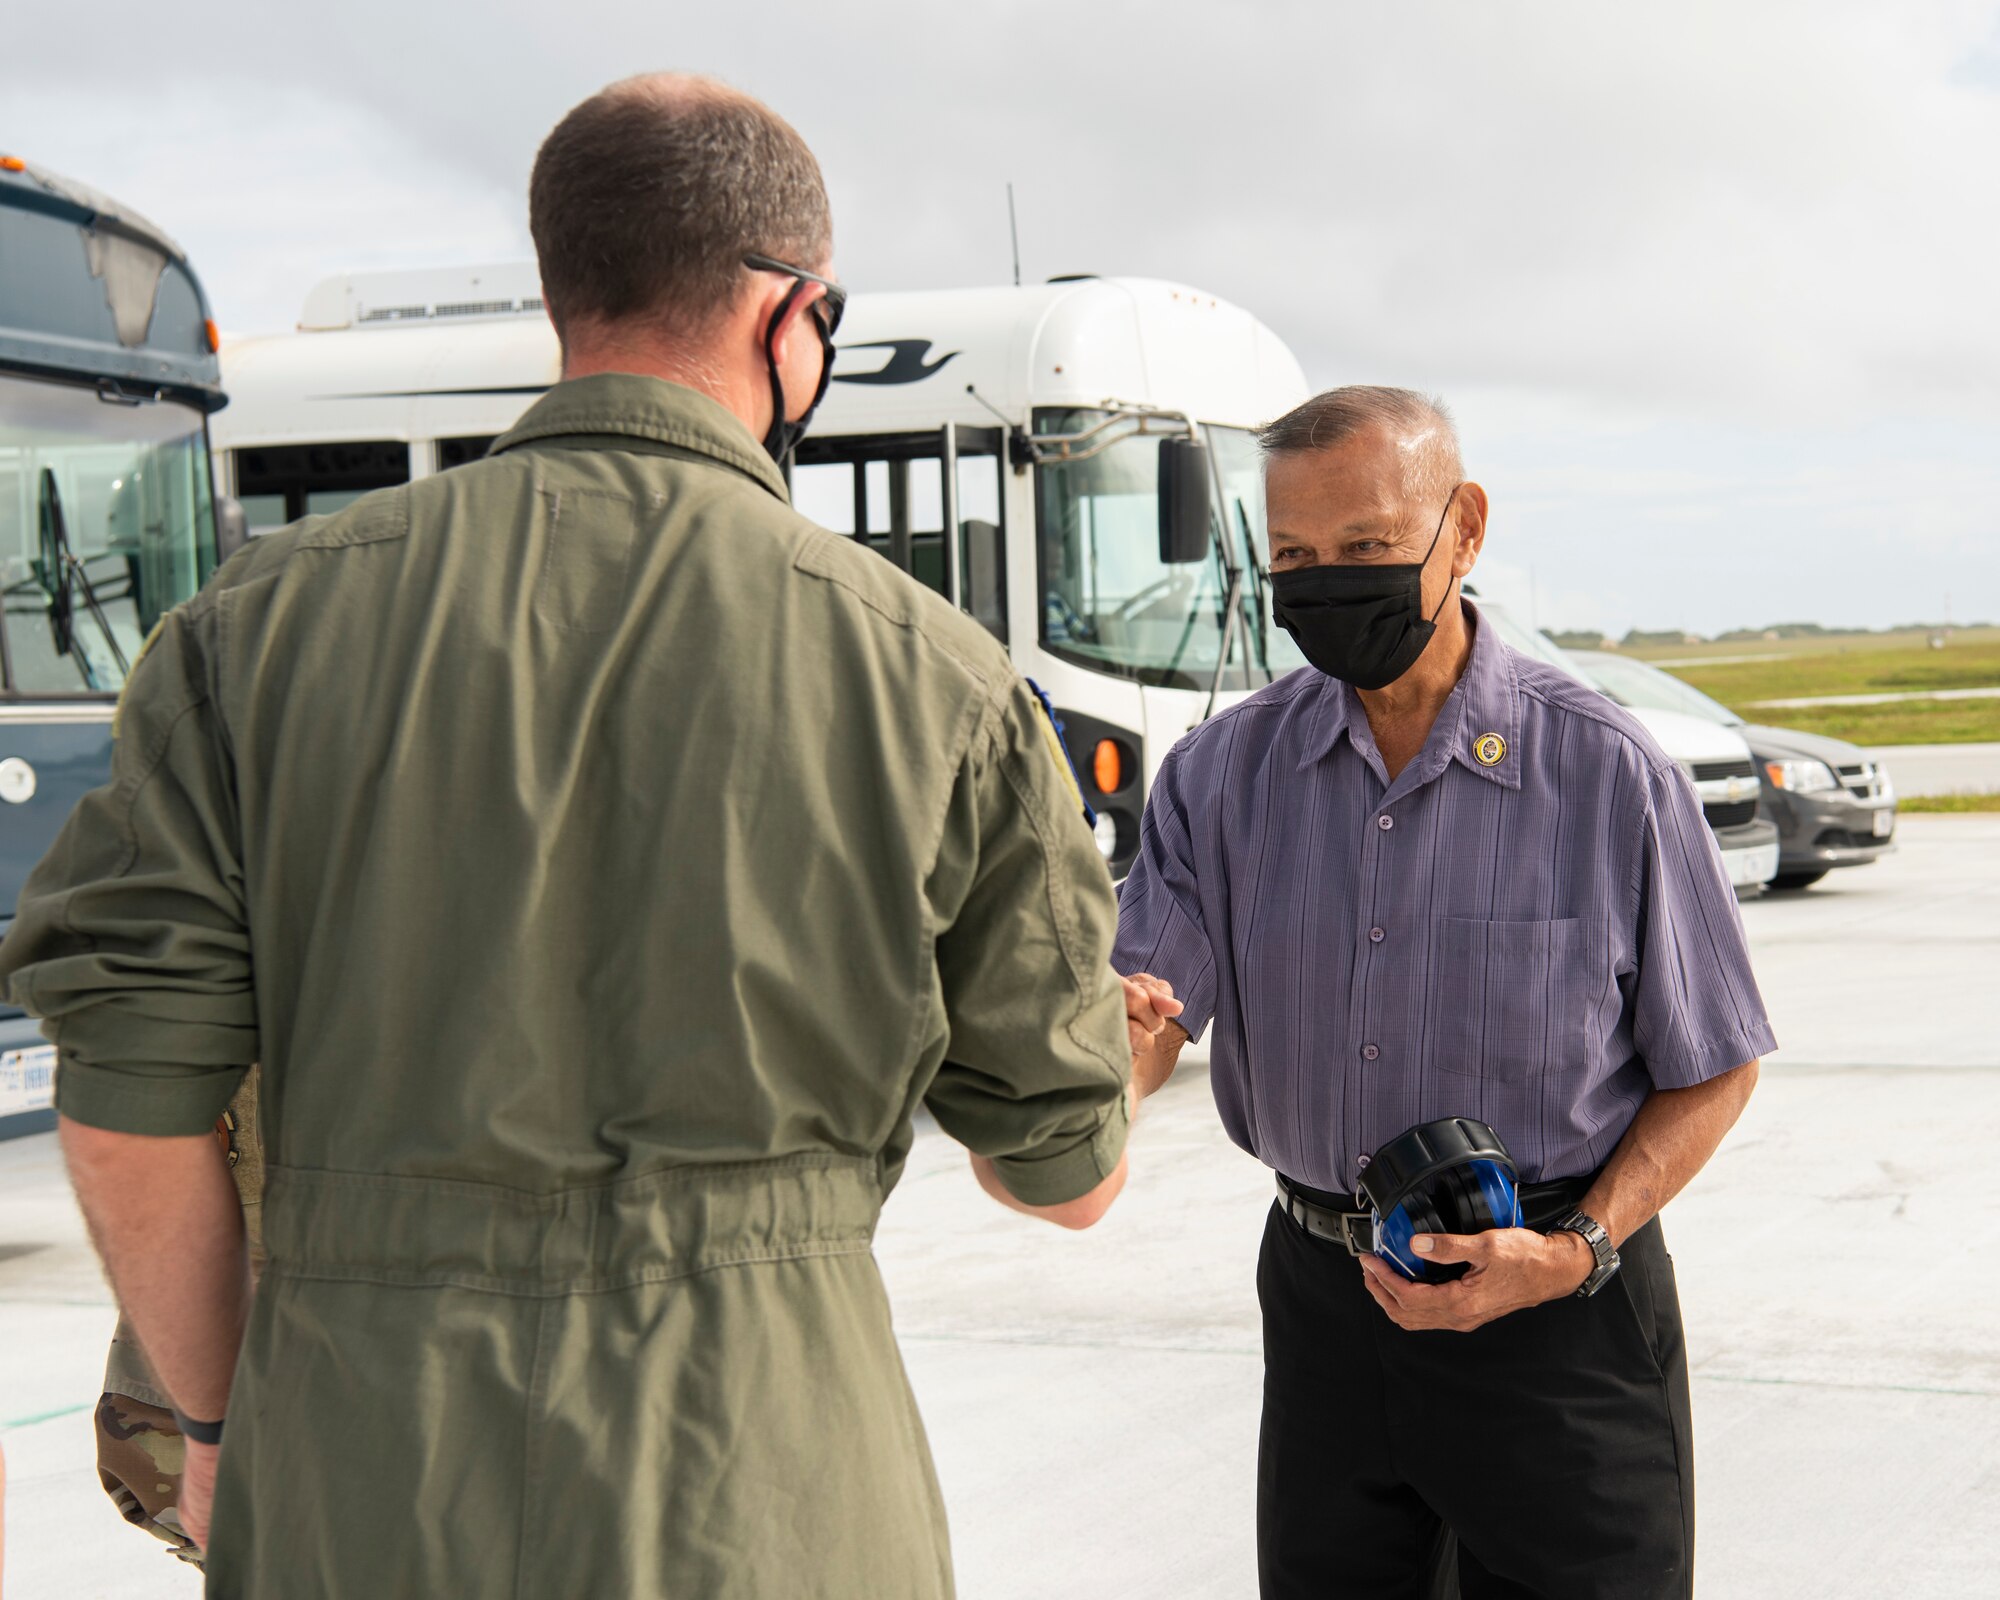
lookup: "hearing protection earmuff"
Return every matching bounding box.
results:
[1358,1117,1523,1282]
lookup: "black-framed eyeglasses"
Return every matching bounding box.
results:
[742,252,847,337]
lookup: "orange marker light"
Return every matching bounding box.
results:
[0,156,26,173]
[1092,738,1124,795]
[204,319,220,353]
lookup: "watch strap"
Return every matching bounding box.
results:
[1551,1208,1620,1298]
[172,1407,226,1446]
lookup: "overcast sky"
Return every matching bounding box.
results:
[10,0,1998,635]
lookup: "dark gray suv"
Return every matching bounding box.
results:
[1569,652,1895,890]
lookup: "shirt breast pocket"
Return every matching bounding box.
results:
[1433,917,1589,1084]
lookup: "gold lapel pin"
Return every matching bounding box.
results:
[1473,732,1507,767]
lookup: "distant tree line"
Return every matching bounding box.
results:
[1542,620,1993,651]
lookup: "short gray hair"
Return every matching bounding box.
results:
[1257,386,1463,506]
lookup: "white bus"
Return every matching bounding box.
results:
[213,264,1311,874]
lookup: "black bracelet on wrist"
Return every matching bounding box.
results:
[172,1408,226,1446]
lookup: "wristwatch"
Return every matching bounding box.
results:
[1551,1209,1621,1298]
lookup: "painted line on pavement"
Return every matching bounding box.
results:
[1,1401,89,1431]
[1694,1372,1999,1401]
[899,1330,1260,1358]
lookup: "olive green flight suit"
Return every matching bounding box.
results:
[1,375,1131,1598]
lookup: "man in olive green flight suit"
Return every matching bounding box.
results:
[0,74,1167,1597]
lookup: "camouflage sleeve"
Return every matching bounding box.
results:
[94,1066,265,1567]
[95,1388,202,1563]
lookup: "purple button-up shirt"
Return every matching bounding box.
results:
[1113,603,1776,1192]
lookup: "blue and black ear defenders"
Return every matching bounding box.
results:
[1358,1117,1524,1282]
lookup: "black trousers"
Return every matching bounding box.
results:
[1257,1202,1694,1600]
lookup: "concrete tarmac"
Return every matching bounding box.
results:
[4,818,1997,1597]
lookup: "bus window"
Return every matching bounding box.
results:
[790,436,947,596]
[788,460,857,532]
[956,449,1005,644]
[438,436,497,471]
[237,494,289,537]
[233,440,408,530]
[1034,407,1260,693]
[791,431,1007,641]
[1206,423,1288,677]
[0,373,216,695]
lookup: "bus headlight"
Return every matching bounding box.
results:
[1093,812,1120,860]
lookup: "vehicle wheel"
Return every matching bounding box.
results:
[1769,870,1828,891]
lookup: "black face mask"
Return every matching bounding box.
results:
[760,281,837,464]
[1268,488,1460,690]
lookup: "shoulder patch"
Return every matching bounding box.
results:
[1025,678,1094,826]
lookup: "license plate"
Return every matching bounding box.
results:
[1872,809,1894,838]
[1726,843,1779,887]
[0,1044,55,1117]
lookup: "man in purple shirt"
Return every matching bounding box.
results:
[1115,387,1771,1599]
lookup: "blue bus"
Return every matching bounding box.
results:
[0,156,236,1138]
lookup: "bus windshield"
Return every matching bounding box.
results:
[1034,408,1265,691]
[0,372,216,695]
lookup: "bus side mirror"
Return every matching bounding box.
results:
[215,496,249,565]
[1157,437,1213,565]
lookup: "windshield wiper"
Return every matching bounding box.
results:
[37,468,129,688]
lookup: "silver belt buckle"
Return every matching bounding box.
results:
[1277,1177,1378,1256]
[1338,1210,1379,1256]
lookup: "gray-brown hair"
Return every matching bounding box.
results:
[1257,386,1463,506]
[528,74,832,344]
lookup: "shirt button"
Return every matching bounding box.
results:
[1377,814,1394,831]
[1360,1044,1380,1061]
[1368,926,1385,943]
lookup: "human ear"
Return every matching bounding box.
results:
[1451,483,1490,575]
[769,286,830,423]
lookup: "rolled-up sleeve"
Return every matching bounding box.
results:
[0,603,256,1134]
[1628,758,1777,1089]
[1111,748,1218,1042]
[926,683,1130,1206]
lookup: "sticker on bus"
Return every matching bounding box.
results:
[0,1044,55,1116]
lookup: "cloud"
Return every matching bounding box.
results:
[6,0,1997,632]
[2,81,529,333]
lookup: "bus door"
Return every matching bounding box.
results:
[789,425,1008,642]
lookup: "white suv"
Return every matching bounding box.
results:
[1470,596,1780,892]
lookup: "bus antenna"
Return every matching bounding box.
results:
[1007,183,1022,287]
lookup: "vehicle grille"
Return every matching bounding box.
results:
[1692,757,1760,783]
[1704,800,1760,829]
[1836,762,1889,802]
[1813,827,1888,850]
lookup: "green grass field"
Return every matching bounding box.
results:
[1900,792,2000,813]
[1624,629,2000,746]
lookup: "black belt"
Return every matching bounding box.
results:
[1275,1171,1594,1256]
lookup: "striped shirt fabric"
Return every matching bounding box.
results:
[1113,603,1775,1194]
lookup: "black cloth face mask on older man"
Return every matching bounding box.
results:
[1268,486,1461,690]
